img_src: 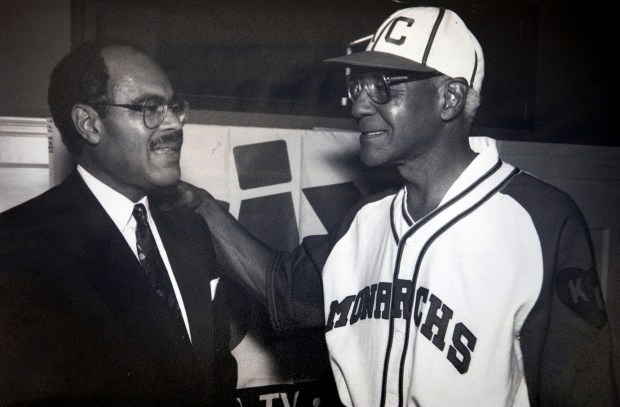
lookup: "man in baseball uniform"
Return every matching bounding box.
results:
[161,6,617,406]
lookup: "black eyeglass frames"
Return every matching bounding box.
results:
[346,72,440,104]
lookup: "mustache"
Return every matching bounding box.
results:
[149,130,183,149]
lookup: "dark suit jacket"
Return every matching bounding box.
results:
[0,171,237,406]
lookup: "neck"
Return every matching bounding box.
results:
[399,136,476,221]
[78,160,146,203]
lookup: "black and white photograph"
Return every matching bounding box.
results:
[0,0,618,406]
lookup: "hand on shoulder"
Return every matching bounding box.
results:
[150,180,213,212]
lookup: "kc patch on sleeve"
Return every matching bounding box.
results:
[555,267,607,329]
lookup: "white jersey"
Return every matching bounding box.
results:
[323,146,536,406]
[267,141,614,406]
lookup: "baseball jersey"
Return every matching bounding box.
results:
[265,140,615,406]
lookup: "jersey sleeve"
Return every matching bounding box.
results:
[522,193,618,406]
[267,234,331,335]
[264,190,392,336]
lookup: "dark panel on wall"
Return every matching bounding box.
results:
[72,0,537,129]
[233,140,292,190]
[455,2,538,130]
[0,0,71,117]
[238,193,299,252]
[303,183,363,232]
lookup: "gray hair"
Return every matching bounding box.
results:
[463,88,481,125]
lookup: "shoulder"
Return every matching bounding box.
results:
[325,187,399,247]
[153,206,210,232]
[501,171,584,221]
[0,173,87,238]
[151,206,216,252]
[296,187,398,266]
[346,187,398,220]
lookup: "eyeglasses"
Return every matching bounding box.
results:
[346,72,439,104]
[94,96,189,129]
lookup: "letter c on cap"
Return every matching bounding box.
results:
[385,17,414,45]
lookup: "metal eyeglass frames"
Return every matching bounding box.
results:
[95,96,189,129]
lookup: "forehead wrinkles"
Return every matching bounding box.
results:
[103,46,172,101]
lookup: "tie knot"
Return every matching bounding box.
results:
[133,203,148,226]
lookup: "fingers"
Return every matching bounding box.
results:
[150,181,202,211]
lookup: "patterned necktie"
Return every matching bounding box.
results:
[132,203,186,337]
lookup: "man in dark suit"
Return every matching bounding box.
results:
[0,40,237,406]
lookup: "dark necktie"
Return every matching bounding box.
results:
[132,203,187,337]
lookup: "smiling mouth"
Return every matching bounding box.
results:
[360,130,387,138]
[150,131,183,153]
[151,143,182,153]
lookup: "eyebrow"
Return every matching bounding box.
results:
[126,95,169,105]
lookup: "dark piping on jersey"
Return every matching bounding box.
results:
[379,158,505,407]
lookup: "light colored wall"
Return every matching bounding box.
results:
[0,117,49,213]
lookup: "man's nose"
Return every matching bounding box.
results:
[351,90,377,119]
[160,107,184,130]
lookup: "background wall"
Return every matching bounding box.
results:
[0,0,71,118]
[0,0,617,146]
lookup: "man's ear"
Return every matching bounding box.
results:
[71,104,102,145]
[440,79,468,121]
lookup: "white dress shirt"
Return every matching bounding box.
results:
[77,165,192,341]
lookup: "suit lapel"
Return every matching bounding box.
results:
[66,172,150,305]
[63,172,192,347]
[151,209,216,365]
[26,171,231,401]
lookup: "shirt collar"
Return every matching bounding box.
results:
[439,137,500,205]
[77,165,149,232]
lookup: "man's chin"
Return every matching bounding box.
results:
[150,170,181,189]
[360,152,383,168]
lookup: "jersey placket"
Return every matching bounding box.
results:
[381,161,518,407]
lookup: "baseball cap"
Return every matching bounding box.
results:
[325,7,484,92]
